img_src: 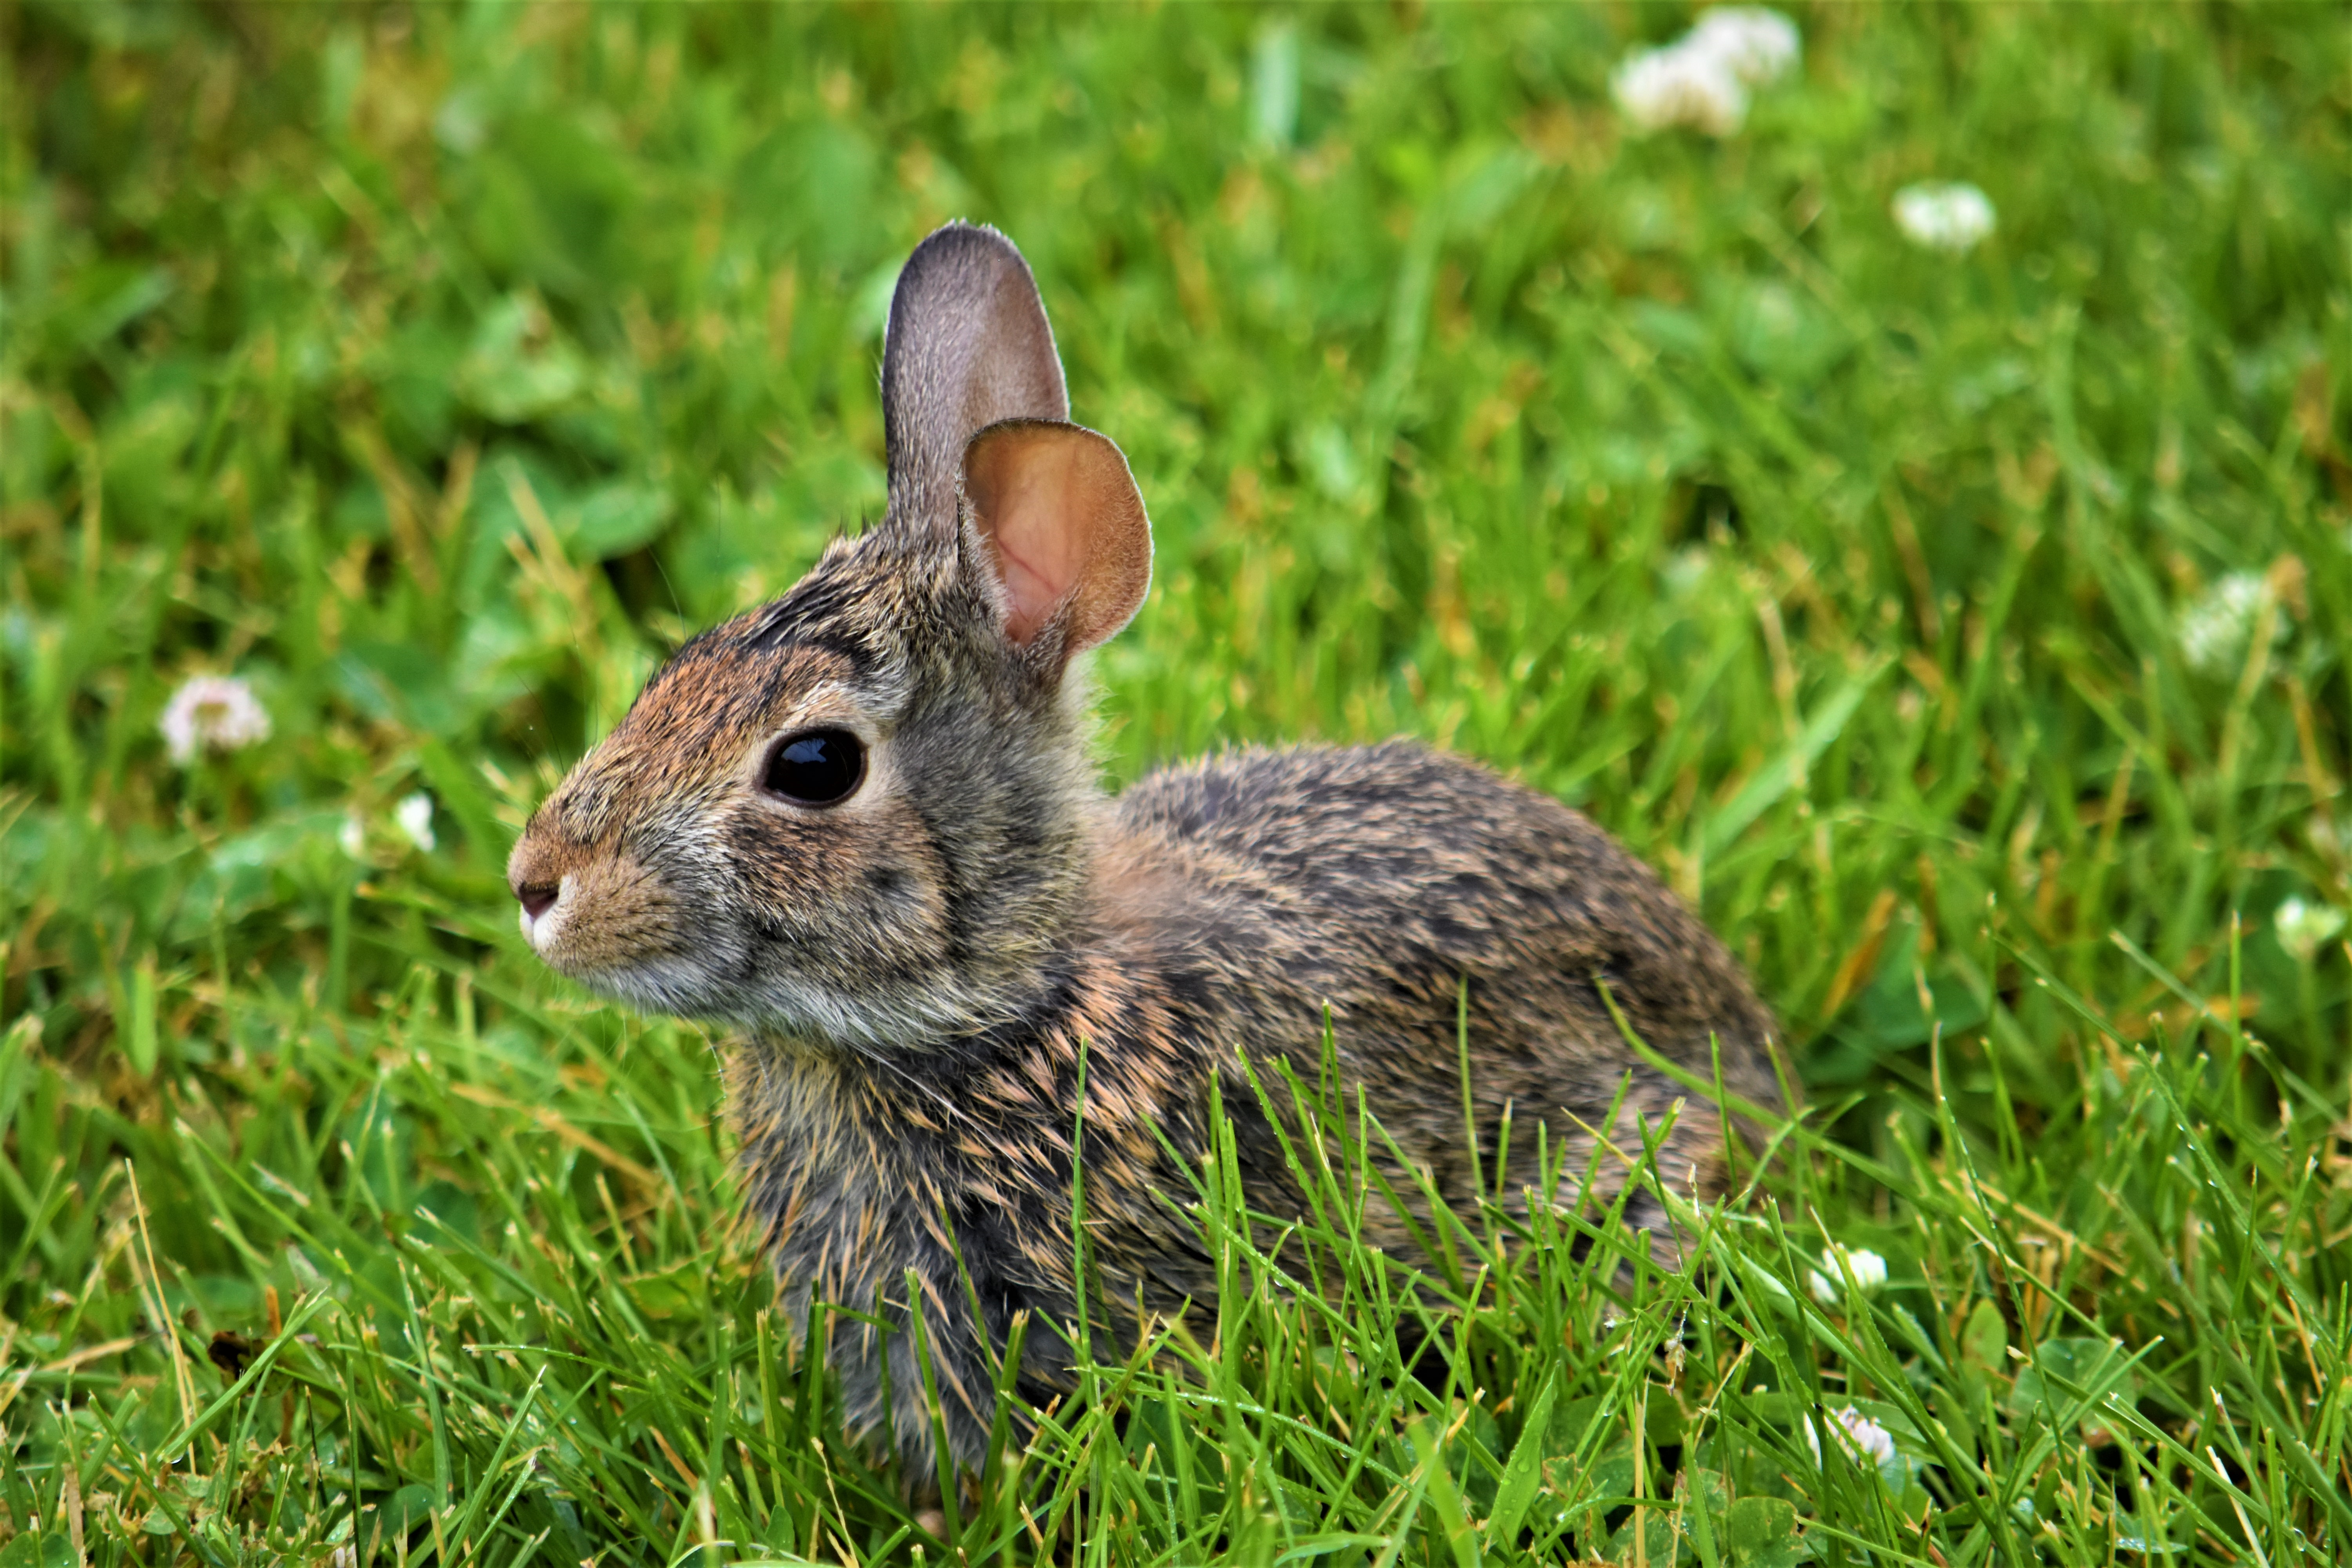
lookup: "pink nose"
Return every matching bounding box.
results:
[514,879,558,920]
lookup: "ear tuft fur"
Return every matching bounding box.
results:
[882,224,1069,537]
[960,420,1151,660]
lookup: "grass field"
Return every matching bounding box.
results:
[4,4,2349,1564]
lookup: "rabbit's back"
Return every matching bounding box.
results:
[1107,740,1779,1210]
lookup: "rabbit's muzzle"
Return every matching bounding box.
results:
[507,826,680,980]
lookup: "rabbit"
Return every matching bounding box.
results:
[506,221,1783,1479]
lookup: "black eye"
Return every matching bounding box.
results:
[763,728,866,807]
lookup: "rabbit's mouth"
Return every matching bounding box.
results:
[514,870,575,952]
[511,865,742,1023]
[502,839,877,1038]
[508,835,690,979]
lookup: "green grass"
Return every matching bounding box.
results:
[3,3,2348,1563]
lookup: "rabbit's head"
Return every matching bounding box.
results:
[506,225,1151,1047]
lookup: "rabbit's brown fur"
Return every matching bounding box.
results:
[510,223,1780,1475]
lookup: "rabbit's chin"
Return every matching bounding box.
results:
[557,945,998,1054]
[550,951,748,1024]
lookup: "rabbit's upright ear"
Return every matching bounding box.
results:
[882,224,1069,535]
[960,420,1151,660]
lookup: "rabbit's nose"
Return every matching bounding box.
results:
[514,878,559,920]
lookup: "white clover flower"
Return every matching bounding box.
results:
[1834,1407,1896,1466]
[1891,182,1998,253]
[1612,8,1800,137]
[1687,7,1802,84]
[1613,43,1749,136]
[1807,1243,1889,1302]
[2274,897,2346,963]
[2176,571,2282,675]
[1806,1405,1897,1470]
[396,791,438,853]
[339,814,367,859]
[159,675,272,765]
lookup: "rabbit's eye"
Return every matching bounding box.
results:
[764,728,866,807]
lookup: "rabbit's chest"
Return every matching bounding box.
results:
[742,1106,1017,1315]
[733,1017,1218,1316]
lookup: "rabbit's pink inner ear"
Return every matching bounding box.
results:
[962,421,1152,654]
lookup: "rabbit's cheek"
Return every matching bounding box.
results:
[740,802,950,948]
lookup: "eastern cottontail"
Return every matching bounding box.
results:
[508,223,1782,1477]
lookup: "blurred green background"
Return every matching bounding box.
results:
[1,3,2347,1563]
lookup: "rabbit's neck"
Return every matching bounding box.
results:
[731,923,1203,1299]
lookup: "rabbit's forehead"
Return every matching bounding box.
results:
[624,641,889,754]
